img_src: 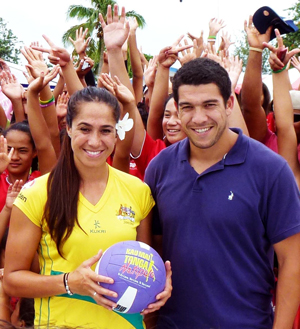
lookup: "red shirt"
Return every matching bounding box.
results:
[132,132,166,181]
[0,169,41,211]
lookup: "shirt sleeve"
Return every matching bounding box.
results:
[264,162,300,244]
[14,175,48,227]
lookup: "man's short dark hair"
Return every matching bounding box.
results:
[172,58,232,105]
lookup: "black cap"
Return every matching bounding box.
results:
[253,6,298,40]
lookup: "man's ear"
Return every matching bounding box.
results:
[225,94,235,116]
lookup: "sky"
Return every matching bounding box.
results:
[1,0,299,67]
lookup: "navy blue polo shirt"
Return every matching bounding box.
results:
[145,128,300,329]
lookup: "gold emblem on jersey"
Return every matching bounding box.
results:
[116,204,136,224]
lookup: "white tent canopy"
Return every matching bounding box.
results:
[6,61,58,88]
[236,68,300,99]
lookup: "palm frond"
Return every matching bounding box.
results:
[126,11,146,29]
[67,5,95,20]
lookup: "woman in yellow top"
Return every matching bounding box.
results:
[3,83,171,329]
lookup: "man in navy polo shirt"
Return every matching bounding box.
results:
[144,57,300,329]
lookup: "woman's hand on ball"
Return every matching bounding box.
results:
[67,250,118,310]
[141,261,172,315]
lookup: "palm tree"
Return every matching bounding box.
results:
[62,0,146,75]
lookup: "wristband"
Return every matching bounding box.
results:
[208,35,216,39]
[63,272,74,296]
[272,64,287,74]
[39,95,55,105]
[249,47,263,53]
[40,100,55,108]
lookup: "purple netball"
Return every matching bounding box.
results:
[95,240,166,314]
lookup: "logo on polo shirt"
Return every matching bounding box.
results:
[116,204,136,224]
[228,191,234,200]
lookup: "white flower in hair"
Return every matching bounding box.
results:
[115,112,134,141]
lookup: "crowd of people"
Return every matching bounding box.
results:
[0,3,300,329]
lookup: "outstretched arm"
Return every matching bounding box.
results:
[99,73,135,173]
[273,232,300,329]
[225,55,249,136]
[99,5,133,94]
[26,67,59,174]
[99,5,145,157]
[128,17,144,104]
[22,45,60,157]
[241,16,272,142]
[264,29,300,185]
[143,55,158,107]
[0,179,23,243]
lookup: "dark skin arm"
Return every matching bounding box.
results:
[241,16,272,142]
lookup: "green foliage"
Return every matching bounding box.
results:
[0,18,21,64]
[63,0,146,76]
[233,30,272,74]
[281,3,300,57]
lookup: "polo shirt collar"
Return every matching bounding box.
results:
[179,128,248,166]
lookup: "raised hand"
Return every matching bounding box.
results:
[23,66,35,85]
[263,29,300,71]
[144,55,158,88]
[99,73,135,105]
[31,35,71,67]
[224,55,243,90]
[157,35,193,69]
[244,15,272,49]
[99,5,130,51]
[178,39,198,66]
[128,16,139,32]
[0,135,13,173]
[209,18,226,36]
[6,179,24,209]
[56,92,69,130]
[27,65,60,94]
[0,71,23,101]
[21,46,48,79]
[219,30,235,52]
[203,43,224,66]
[187,30,204,57]
[69,27,91,57]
